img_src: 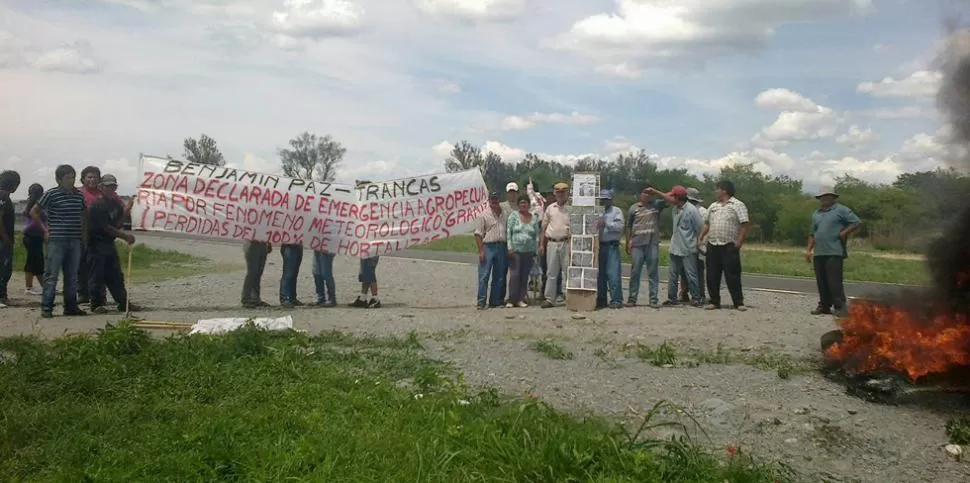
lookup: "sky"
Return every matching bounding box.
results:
[0,0,957,196]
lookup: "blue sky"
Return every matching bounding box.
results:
[0,0,954,194]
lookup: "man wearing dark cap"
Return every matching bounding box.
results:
[86,174,140,314]
[473,191,508,309]
[596,189,625,309]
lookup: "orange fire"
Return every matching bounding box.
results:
[824,299,970,381]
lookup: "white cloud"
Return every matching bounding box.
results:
[546,0,873,70]
[835,124,878,151]
[414,0,527,22]
[269,0,365,39]
[0,31,102,74]
[593,62,642,79]
[754,88,819,112]
[856,70,942,99]
[432,79,461,94]
[499,112,600,131]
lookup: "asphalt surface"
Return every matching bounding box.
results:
[127,230,919,299]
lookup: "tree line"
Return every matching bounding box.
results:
[442,140,970,252]
[172,134,968,252]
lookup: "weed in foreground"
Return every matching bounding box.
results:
[0,323,796,482]
[946,417,970,445]
[635,340,678,366]
[530,338,575,360]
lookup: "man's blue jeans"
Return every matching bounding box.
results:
[279,244,303,303]
[668,253,701,303]
[42,239,82,313]
[628,243,660,304]
[312,251,336,304]
[477,242,507,307]
[597,241,623,306]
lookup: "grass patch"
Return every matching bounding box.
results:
[11,231,212,282]
[0,324,797,481]
[629,342,808,379]
[416,235,928,285]
[529,338,575,360]
[635,340,678,366]
[945,417,970,445]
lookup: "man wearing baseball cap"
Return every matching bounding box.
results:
[86,174,140,314]
[679,187,708,303]
[649,185,704,306]
[626,183,671,307]
[595,189,625,308]
[539,182,570,307]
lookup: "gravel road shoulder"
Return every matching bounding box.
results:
[0,236,966,482]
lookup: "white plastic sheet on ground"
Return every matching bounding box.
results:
[189,315,294,335]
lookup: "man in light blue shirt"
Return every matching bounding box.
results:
[596,189,625,309]
[658,186,704,306]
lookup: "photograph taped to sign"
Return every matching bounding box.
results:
[571,173,598,207]
[131,155,489,258]
[566,267,598,291]
[570,235,593,252]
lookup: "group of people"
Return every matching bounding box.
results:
[475,179,862,316]
[0,164,861,319]
[0,165,140,317]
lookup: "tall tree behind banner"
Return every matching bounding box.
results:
[183,134,225,166]
[280,132,346,182]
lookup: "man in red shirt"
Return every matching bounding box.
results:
[77,166,102,305]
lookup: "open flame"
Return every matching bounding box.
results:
[824,299,970,382]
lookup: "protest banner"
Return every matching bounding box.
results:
[131,155,489,258]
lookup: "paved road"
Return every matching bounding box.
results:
[128,231,920,299]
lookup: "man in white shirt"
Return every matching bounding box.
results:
[698,180,749,311]
[539,183,570,308]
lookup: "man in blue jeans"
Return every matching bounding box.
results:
[625,184,668,308]
[312,249,337,307]
[649,185,704,306]
[279,243,304,308]
[596,189,625,309]
[31,164,88,318]
[474,192,508,309]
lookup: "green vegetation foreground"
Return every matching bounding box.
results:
[418,235,928,285]
[0,325,795,482]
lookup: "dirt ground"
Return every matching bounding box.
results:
[0,235,966,483]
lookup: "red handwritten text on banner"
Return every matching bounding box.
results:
[131,155,489,258]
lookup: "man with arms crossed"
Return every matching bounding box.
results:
[805,186,861,317]
[86,174,140,314]
[540,182,570,308]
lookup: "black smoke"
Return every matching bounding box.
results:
[930,5,970,315]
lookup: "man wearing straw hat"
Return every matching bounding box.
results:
[806,185,861,317]
[85,174,141,314]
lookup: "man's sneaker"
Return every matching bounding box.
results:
[0,302,7,309]
[705,304,719,310]
[367,298,381,308]
[64,308,87,316]
[25,288,41,296]
[350,297,368,308]
[648,303,661,309]
[735,305,748,312]
[833,307,848,318]
[516,301,528,308]
[541,301,554,309]
[505,302,514,308]
[624,300,636,307]
[811,307,832,315]
[41,311,53,319]
[609,303,623,309]
[90,305,109,314]
[476,304,486,310]
[661,300,679,307]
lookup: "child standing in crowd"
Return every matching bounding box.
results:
[0,171,22,308]
[352,256,381,308]
[32,165,88,318]
[22,183,46,296]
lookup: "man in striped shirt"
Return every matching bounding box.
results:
[31,165,89,318]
